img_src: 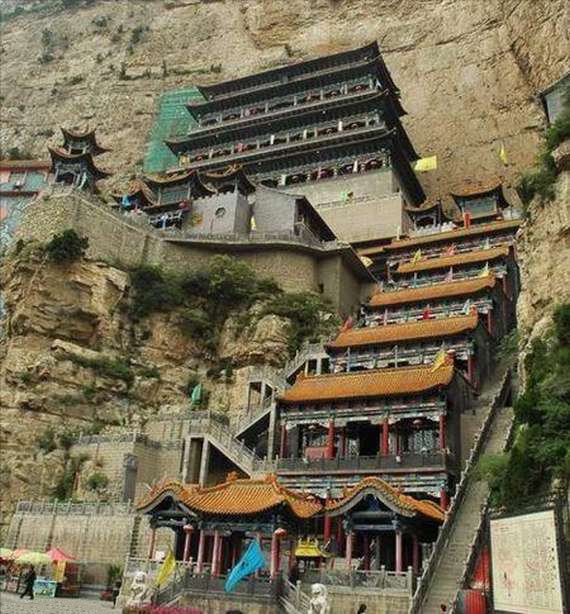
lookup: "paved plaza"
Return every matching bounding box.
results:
[0,591,116,613]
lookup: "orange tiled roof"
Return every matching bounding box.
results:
[397,246,510,274]
[369,275,496,308]
[136,475,321,518]
[326,477,445,522]
[328,314,479,349]
[359,220,520,256]
[280,359,454,403]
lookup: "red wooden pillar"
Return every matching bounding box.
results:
[440,488,449,510]
[324,516,332,542]
[363,533,370,571]
[147,527,157,560]
[340,427,347,457]
[326,419,335,459]
[439,415,446,450]
[486,308,493,335]
[382,419,390,455]
[196,530,205,572]
[395,530,403,573]
[288,538,296,571]
[346,531,353,568]
[270,531,281,578]
[212,531,221,576]
[279,424,287,458]
[412,534,420,574]
[182,525,193,563]
[467,355,474,385]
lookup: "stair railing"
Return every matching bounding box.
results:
[408,370,512,613]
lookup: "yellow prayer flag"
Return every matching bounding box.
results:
[250,216,257,231]
[478,262,490,277]
[430,349,447,372]
[499,143,508,165]
[412,249,423,264]
[155,547,176,588]
[414,156,438,172]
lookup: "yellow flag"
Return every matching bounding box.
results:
[430,349,447,372]
[155,547,176,588]
[250,215,257,231]
[499,143,508,165]
[414,156,438,172]
[412,249,423,264]
[478,262,489,277]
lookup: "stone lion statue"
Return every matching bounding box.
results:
[126,570,152,607]
[308,582,330,614]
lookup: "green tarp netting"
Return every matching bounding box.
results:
[143,86,205,174]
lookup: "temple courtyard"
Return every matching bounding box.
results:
[0,592,115,613]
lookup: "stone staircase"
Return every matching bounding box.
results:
[189,413,263,477]
[409,370,515,613]
[279,579,311,613]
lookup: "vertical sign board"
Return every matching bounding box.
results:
[490,509,564,613]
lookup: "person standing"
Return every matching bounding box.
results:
[112,578,122,609]
[19,565,36,600]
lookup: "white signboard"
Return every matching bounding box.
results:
[490,509,564,614]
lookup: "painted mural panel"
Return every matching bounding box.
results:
[490,510,564,614]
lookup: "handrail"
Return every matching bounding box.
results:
[408,369,512,613]
[448,406,517,613]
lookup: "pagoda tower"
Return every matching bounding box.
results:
[48,127,111,191]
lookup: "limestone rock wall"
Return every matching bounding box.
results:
[516,141,570,373]
[0,0,568,199]
[0,243,291,529]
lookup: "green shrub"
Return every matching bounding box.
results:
[486,302,570,508]
[129,265,184,318]
[86,471,109,491]
[68,354,134,385]
[261,292,339,355]
[37,427,57,453]
[517,86,570,206]
[82,385,97,400]
[46,229,89,263]
[52,453,89,501]
[19,372,33,385]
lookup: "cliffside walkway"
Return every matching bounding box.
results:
[409,370,515,613]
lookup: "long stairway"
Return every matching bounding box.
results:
[412,401,514,613]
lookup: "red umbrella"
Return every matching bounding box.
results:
[46,548,76,562]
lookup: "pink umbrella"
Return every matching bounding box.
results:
[46,548,76,562]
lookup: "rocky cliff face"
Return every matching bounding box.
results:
[0,246,293,517]
[517,141,570,364]
[0,0,568,199]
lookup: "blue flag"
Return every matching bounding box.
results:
[121,195,130,209]
[224,540,266,593]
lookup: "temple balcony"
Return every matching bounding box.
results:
[178,122,389,173]
[391,265,508,289]
[180,110,382,164]
[272,450,453,475]
[189,80,377,138]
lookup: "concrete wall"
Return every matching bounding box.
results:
[254,186,297,233]
[5,503,174,584]
[318,255,362,317]
[185,191,251,236]
[13,191,366,313]
[326,587,410,614]
[281,170,405,242]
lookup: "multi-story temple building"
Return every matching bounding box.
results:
[6,41,523,613]
[49,128,111,191]
[112,42,425,244]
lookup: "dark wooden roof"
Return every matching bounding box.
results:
[187,58,404,118]
[450,182,510,209]
[60,127,110,155]
[198,42,389,100]
[48,147,112,180]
